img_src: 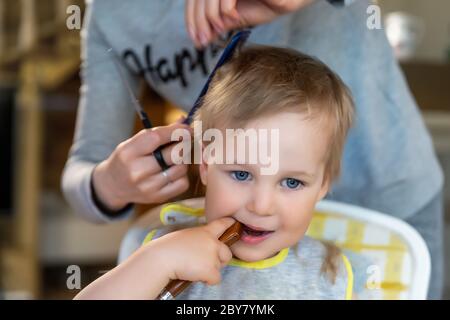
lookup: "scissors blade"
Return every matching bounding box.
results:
[110,51,152,128]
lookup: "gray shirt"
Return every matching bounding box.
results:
[177,236,352,300]
[62,0,443,223]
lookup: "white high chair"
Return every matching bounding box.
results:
[308,200,431,300]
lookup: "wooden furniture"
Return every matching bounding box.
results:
[401,62,450,111]
[0,0,83,298]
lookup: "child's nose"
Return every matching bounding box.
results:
[246,185,275,217]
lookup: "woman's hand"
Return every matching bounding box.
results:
[152,217,236,285]
[92,119,192,211]
[185,0,314,48]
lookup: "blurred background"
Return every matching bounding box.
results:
[0,0,449,299]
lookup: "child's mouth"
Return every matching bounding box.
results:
[240,224,274,245]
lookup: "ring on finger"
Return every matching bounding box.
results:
[162,170,172,185]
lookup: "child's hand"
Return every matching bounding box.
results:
[74,217,235,300]
[151,217,236,286]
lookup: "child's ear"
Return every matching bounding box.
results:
[198,142,208,186]
[317,175,330,201]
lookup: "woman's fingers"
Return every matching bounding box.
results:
[186,0,235,48]
[137,139,190,177]
[151,122,192,149]
[206,0,225,35]
[222,14,240,31]
[220,0,240,21]
[185,0,314,48]
[156,176,190,201]
[264,0,310,13]
[131,143,189,179]
[93,118,192,208]
[118,130,160,162]
[195,0,213,47]
[185,0,197,44]
[134,173,189,204]
[136,164,188,194]
[123,123,190,160]
[154,164,189,189]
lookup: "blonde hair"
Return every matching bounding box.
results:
[194,45,354,184]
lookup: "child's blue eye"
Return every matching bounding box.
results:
[231,171,251,181]
[281,178,303,190]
